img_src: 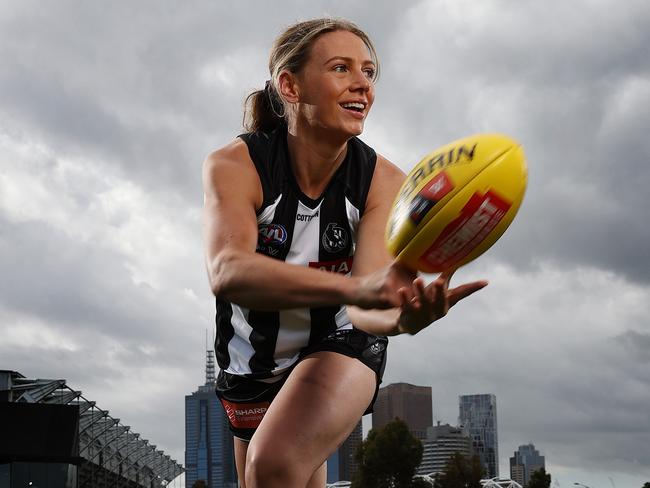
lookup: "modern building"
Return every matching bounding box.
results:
[0,369,183,488]
[184,348,237,488]
[417,423,472,477]
[509,444,545,487]
[372,383,433,439]
[459,394,498,478]
[327,420,362,483]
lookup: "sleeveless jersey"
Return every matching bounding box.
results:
[214,127,377,379]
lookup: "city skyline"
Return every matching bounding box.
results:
[2,1,650,487]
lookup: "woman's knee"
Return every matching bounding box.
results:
[245,442,308,487]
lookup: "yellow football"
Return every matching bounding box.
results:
[386,134,528,273]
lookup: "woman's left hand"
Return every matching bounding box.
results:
[396,270,488,335]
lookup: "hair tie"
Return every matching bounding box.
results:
[263,79,284,119]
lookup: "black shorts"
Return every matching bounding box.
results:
[215,328,388,441]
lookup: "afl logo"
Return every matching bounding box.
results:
[322,223,349,253]
[258,224,287,245]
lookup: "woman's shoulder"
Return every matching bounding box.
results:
[205,128,282,167]
[202,137,259,187]
[362,152,406,212]
[202,137,264,209]
[374,153,406,182]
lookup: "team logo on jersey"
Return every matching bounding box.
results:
[321,223,349,253]
[258,223,287,245]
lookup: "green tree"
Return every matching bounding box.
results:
[352,418,423,488]
[642,483,650,488]
[435,452,484,488]
[527,468,551,488]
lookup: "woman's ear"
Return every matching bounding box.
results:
[278,70,300,104]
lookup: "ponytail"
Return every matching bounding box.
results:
[243,80,286,133]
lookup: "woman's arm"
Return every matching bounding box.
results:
[347,154,413,334]
[202,140,405,311]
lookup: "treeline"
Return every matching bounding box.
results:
[352,418,552,488]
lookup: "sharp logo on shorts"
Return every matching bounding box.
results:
[309,257,353,274]
[220,399,270,430]
[321,223,349,253]
[258,223,287,245]
[297,210,319,222]
[399,144,476,200]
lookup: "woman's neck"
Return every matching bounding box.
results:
[286,121,349,199]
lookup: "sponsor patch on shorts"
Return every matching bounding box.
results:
[220,399,270,429]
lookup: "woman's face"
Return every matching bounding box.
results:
[291,30,376,137]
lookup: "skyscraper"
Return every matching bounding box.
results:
[417,423,472,477]
[185,348,237,488]
[372,383,433,439]
[459,394,498,478]
[510,444,545,486]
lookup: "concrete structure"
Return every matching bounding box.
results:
[459,394,499,478]
[417,423,472,477]
[372,383,433,439]
[184,348,237,488]
[0,369,182,488]
[509,444,545,486]
[327,420,362,483]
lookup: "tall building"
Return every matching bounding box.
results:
[510,444,545,486]
[459,394,498,478]
[185,348,237,488]
[372,383,433,439]
[417,423,472,477]
[327,420,363,483]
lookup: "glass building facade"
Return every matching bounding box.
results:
[510,444,545,486]
[459,394,498,478]
[185,350,237,488]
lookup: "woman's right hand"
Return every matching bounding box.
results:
[352,261,419,309]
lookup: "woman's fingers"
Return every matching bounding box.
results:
[447,280,489,307]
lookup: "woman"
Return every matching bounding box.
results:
[202,18,487,488]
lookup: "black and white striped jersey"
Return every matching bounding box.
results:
[215,127,377,379]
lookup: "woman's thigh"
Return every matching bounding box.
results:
[246,351,376,483]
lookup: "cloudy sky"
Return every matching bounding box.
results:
[1,0,649,487]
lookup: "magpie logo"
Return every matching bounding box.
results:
[322,222,348,253]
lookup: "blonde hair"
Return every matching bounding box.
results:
[243,17,380,132]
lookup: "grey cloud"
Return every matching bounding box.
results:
[614,330,650,363]
[365,0,650,284]
[0,214,204,351]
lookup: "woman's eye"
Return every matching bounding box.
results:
[363,68,376,79]
[333,65,347,73]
